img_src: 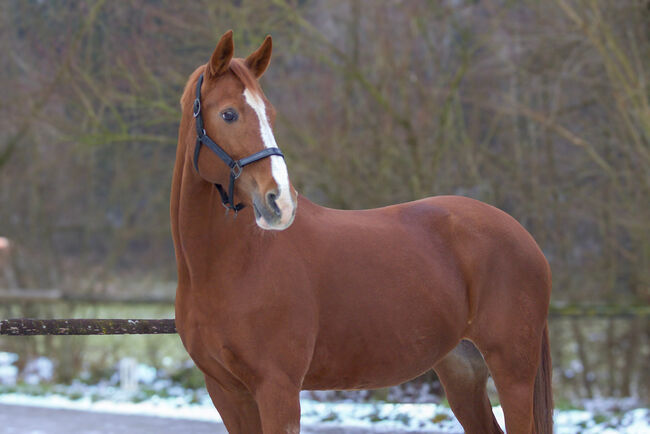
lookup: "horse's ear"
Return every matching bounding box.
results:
[208,30,234,78]
[245,35,272,78]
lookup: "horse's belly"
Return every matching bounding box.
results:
[303,346,440,390]
[302,291,464,390]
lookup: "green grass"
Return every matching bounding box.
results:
[554,397,582,411]
[431,413,450,423]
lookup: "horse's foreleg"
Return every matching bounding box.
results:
[434,340,503,434]
[252,374,302,434]
[204,374,262,433]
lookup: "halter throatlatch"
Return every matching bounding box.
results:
[193,73,284,215]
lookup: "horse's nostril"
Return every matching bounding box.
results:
[266,191,282,217]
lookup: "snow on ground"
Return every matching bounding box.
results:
[0,352,648,432]
[0,391,648,433]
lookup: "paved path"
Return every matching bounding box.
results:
[0,404,442,433]
[0,404,225,434]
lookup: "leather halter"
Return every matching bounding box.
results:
[193,73,284,214]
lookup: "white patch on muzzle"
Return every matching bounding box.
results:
[243,88,295,229]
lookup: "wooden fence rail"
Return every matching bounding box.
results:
[0,290,648,336]
[0,318,176,336]
[1,310,648,336]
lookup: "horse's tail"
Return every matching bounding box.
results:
[533,322,553,434]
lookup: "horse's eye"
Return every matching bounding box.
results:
[221,109,238,123]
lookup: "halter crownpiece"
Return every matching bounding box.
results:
[193,73,284,215]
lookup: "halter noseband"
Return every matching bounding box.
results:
[193,73,284,215]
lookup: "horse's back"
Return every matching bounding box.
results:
[413,195,550,280]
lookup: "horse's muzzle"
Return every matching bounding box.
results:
[253,188,297,230]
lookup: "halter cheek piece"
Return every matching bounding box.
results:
[193,73,284,215]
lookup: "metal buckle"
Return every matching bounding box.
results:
[231,162,243,179]
[221,203,240,218]
[193,98,201,118]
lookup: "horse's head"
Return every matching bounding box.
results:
[186,30,297,230]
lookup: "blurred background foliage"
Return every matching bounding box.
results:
[0,0,648,404]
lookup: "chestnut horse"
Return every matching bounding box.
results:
[171,30,553,434]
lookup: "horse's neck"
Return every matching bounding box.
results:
[171,151,256,287]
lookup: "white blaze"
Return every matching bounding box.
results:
[243,88,294,227]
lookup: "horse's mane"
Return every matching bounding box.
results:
[180,58,261,111]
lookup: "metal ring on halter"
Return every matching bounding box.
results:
[231,162,243,179]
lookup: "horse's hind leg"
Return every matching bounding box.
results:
[204,374,262,433]
[479,331,544,434]
[434,340,503,433]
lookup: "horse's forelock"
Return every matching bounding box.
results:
[229,58,262,96]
